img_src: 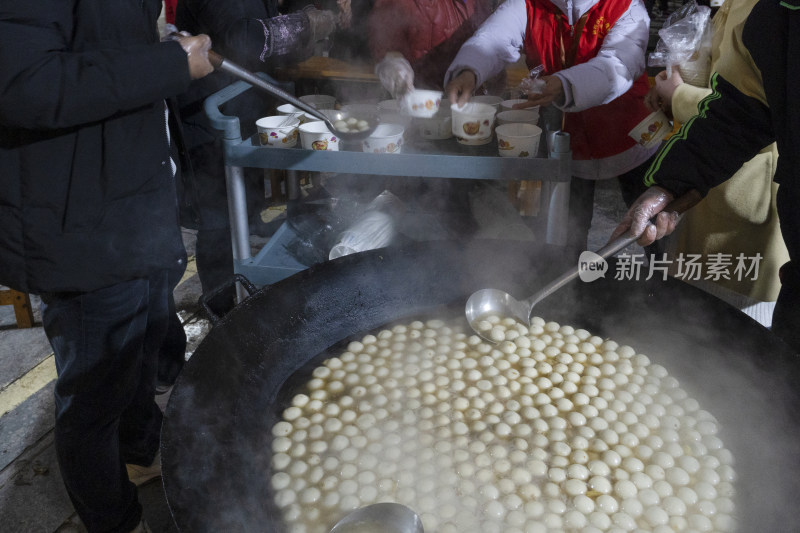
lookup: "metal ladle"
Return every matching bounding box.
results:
[465,190,702,343]
[207,50,380,142]
[328,503,424,533]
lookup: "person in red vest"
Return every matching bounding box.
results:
[369,0,499,96]
[445,0,657,254]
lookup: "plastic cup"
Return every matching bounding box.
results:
[361,123,405,154]
[628,110,671,149]
[299,121,340,151]
[298,94,337,110]
[496,109,540,126]
[451,102,496,145]
[255,115,300,148]
[496,123,543,158]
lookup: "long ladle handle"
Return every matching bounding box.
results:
[208,50,332,125]
[520,189,703,317]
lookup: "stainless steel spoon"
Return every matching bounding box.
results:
[328,503,424,533]
[465,190,702,343]
[208,51,380,142]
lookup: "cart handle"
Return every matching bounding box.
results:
[203,72,295,141]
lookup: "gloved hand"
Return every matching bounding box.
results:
[610,186,678,247]
[303,5,337,44]
[375,53,415,99]
[177,34,214,80]
[337,0,352,29]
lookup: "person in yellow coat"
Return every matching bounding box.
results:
[646,0,789,327]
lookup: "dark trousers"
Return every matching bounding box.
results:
[566,158,653,255]
[771,182,800,354]
[41,271,169,532]
[158,263,187,389]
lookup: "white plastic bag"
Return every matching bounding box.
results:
[648,1,712,76]
[518,65,546,95]
[328,191,406,259]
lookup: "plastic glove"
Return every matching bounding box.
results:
[523,75,565,108]
[160,23,179,42]
[303,6,337,44]
[445,69,477,107]
[178,34,214,80]
[375,54,415,99]
[610,186,678,247]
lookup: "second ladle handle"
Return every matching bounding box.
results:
[519,189,703,320]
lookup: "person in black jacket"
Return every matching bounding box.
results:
[0,2,214,532]
[612,0,800,354]
[174,0,338,315]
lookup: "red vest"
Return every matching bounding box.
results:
[523,0,651,159]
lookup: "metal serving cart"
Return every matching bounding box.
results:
[204,74,572,288]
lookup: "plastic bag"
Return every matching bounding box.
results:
[519,65,546,95]
[648,1,711,75]
[328,190,406,259]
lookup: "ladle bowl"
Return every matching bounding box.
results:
[465,234,638,343]
[466,190,704,342]
[328,503,424,533]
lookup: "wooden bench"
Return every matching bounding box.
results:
[0,288,34,328]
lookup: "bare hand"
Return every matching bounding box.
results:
[178,34,214,80]
[644,85,661,113]
[445,70,477,107]
[610,186,679,247]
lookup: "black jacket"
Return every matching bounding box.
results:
[0,0,194,293]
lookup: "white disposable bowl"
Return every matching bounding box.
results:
[299,120,340,151]
[470,95,504,110]
[298,94,337,110]
[340,103,378,117]
[361,123,405,154]
[496,123,543,157]
[378,99,400,113]
[496,109,540,126]
[378,112,412,131]
[276,104,317,123]
[451,102,497,145]
[400,89,444,118]
[255,115,300,148]
[628,110,671,149]
[500,98,531,112]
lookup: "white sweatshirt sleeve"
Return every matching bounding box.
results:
[443,0,528,89]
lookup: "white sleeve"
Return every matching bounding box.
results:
[555,0,650,112]
[443,0,528,88]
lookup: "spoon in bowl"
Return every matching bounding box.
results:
[207,50,380,142]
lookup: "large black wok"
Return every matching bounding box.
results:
[162,240,800,532]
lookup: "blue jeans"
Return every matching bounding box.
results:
[41,271,169,532]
